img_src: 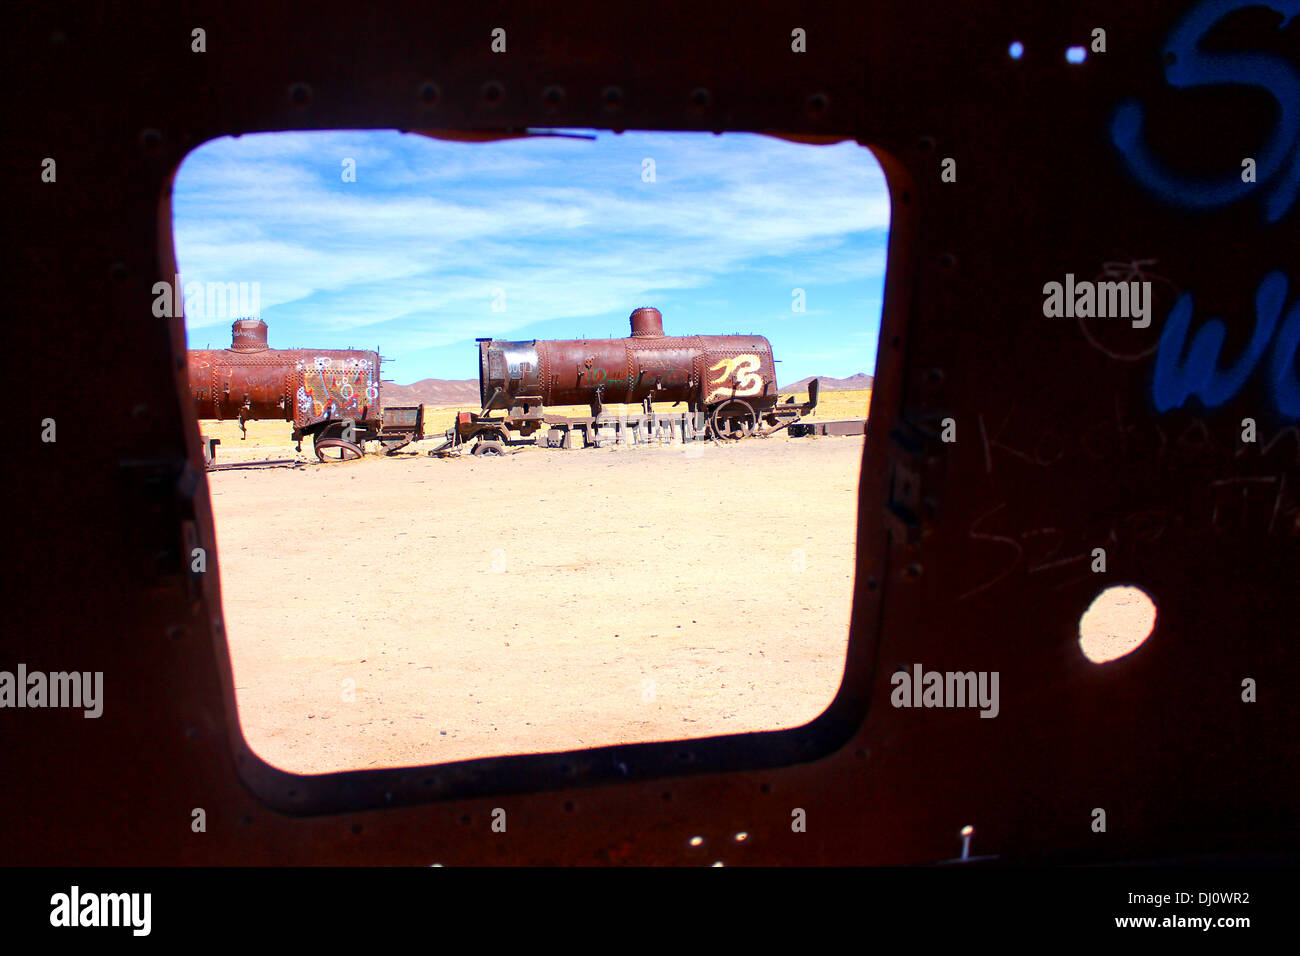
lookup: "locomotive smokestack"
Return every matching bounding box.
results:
[629,307,664,338]
[230,318,269,352]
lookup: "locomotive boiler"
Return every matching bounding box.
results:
[188,319,422,462]
[474,307,817,439]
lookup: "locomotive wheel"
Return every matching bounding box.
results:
[472,439,506,456]
[314,421,364,462]
[709,399,758,440]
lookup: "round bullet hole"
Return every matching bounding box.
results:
[1079,585,1156,663]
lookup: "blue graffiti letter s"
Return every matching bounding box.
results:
[1111,0,1300,222]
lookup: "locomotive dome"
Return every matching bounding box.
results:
[629,307,664,338]
[229,317,269,352]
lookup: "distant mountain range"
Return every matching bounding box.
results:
[780,373,873,392]
[381,379,481,406]
[382,372,873,407]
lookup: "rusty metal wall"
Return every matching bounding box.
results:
[8,0,1300,866]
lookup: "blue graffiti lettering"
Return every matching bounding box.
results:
[1270,294,1300,416]
[1154,270,1300,419]
[1111,0,1300,223]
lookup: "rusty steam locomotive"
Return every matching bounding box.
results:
[187,318,423,462]
[451,306,818,452]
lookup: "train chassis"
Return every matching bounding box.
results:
[430,382,820,457]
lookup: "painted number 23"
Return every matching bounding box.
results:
[706,354,763,401]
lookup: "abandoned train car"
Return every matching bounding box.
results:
[187,318,422,461]
[473,306,819,441]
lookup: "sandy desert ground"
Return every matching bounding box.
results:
[209,421,865,775]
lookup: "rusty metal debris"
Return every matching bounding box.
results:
[788,420,869,437]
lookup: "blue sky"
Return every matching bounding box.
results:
[173,130,889,386]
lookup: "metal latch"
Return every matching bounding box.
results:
[884,416,946,547]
